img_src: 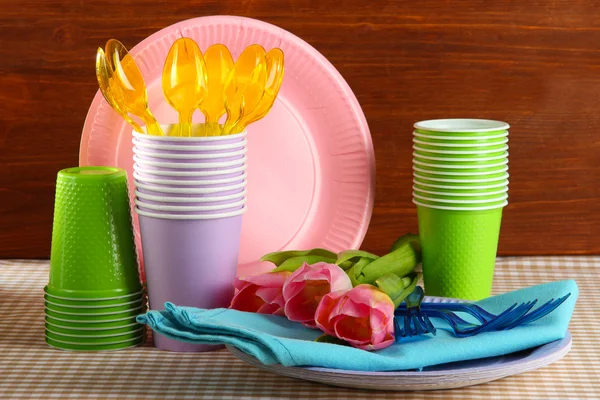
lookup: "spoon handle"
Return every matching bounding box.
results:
[140,110,164,136]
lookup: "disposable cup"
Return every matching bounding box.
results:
[137,208,244,352]
[413,156,509,169]
[45,335,145,351]
[44,305,146,321]
[413,144,508,156]
[45,315,140,328]
[135,180,245,196]
[133,155,247,171]
[132,126,246,143]
[44,295,144,313]
[413,199,508,211]
[413,172,509,183]
[413,151,508,163]
[45,326,145,341]
[49,167,141,293]
[133,164,246,180]
[413,165,508,178]
[132,137,247,153]
[413,185,508,198]
[414,119,509,135]
[135,189,246,205]
[133,171,247,188]
[413,130,509,142]
[44,286,144,302]
[45,320,142,334]
[417,204,504,300]
[45,300,145,315]
[133,147,246,162]
[413,179,509,191]
[412,159,508,172]
[135,198,246,213]
[135,203,244,216]
[413,192,508,205]
[413,137,508,150]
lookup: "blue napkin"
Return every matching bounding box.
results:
[137,280,578,371]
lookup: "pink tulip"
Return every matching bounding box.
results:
[230,272,291,316]
[315,284,395,350]
[283,262,353,328]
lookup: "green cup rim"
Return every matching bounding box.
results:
[45,314,139,325]
[45,320,141,331]
[413,158,509,169]
[413,179,508,190]
[413,185,508,197]
[57,166,126,182]
[44,305,145,317]
[44,296,143,309]
[413,144,509,155]
[414,172,509,183]
[413,198,508,211]
[414,119,510,133]
[44,286,144,300]
[413,151,508,162]
[45,326,145,339]
[413,130,509,141]
[45,334,145,347]
[413,192,508,204]
[413,137,509,148]
[413,165,508,177]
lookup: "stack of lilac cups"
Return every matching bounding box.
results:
[132,124,247,352]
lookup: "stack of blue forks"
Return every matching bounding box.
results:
[394,287,571,340]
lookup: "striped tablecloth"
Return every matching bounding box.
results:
[0,257,597,399]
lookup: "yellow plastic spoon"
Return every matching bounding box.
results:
[95,48,143,133]
[222,44,268,135]
[162,37,208,137]
[231,48,284,134]
[199,44,235,137]
[105,39,164,136]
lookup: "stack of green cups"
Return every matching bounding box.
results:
[412,119,510,300]
[45,167,146,351]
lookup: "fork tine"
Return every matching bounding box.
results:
[502,294,571,330]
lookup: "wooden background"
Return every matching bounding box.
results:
[1,0,599,258]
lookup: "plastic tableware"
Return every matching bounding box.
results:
[44,305,146,321]
[413,158,508,170]
[45,320,142,333]
[81,16,375,278]
[413,165,508,177]
[417,205,504,300]
[413,144,509,156]
[413,151,509,163]
[135,198,246,212]
[105,39,163,136]
[44,287,144,302]
[413,192,508,205]
[413,172,509,183]
[48,167,142,293]
[45,327,144,342]
[413,185,508,197]
[412,199,508,211]
[133,155,247,171]
[135,180,245,195]
[413,130,508,142]
[44,294,144,308]
[136,207,245,352]
[414,119,510,134]
[133,147,246,161]
[413,137,509,148]
[162,37,208,137]
[45,315,140,328]
[133,163,246,179]
[132,138,247,153]
[135,189,246,204]
[45,335,145,351]
[44,298,143,312]
[413,179,509,191]
[133,171,246,187]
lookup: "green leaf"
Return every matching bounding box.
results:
[390,233,421,262]
[271,255,336,273]
[260,248,337,266]
[374,273,406,299]
[346,265,361,287]
[314,334,351,346]
[336,250,379,266]
[392,273,419,308]
[357,244,419,284]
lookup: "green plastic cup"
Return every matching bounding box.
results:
[413,151,509,163]
[48,167,141,294]
[413,138,508,151]
[44,286,145,304]
[414,172,509,184]
[414,119,510,136]
[44,305,146,321]
[413,184,508,198]
[45,327,145,343]
[45,335,145,351]
[413,145,508,158]
[45,320,143,335]
[44,298,144,313]
[44,286,144,300]
[417,204,504,300]
[413,179,509,191]
[414,194,508,207]
[413,131,508,143]
[413,155,509,168]
[412,160,508,173]
[413,189,508,202]
[414,166,508,179]
[45,315,140,328]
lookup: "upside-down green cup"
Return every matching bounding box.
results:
[416,204,505,300]
[414,118,510,136]
[48,167,142,294]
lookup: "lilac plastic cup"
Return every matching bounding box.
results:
[133,171,247,188]
[136,206,245,352]
[133,127,245,145]
[133,149,245,163]
[135,198,245,215]
[135,181,245,198]
[133,164,246,181]
[135,189,247,206]
[132,138,247,155]
[133,155,247,172]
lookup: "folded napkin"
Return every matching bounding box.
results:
[137,280,578,371]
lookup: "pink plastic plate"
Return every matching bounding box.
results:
[80,16,375,278]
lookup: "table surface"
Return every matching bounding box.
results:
[0,257,597,399]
